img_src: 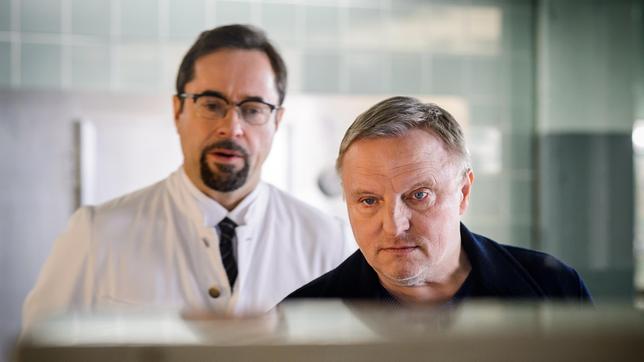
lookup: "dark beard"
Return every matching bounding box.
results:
[199,140,250,192]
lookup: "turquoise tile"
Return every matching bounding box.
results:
[116,43,160,91]
[215,1,252,26]
[346,7,382,47]
[21,0,61,33]
[508,177,533,225]
[0,42,10,86]
[71,44,110,89]
[0,0,10,31]
[510,222,533,248]
[390,53,422,95]
[501,2,534,53]
[467,55,506,97]
[304,5,339,44]
[71,0,111,37]
[462,222,509,247]
[21,43,61,88]
[509,103,533,134]
[390,0,426,15]
[261,3,298,46]
[426,55,466,95]
[121,0,158,39]
[346,52,387,94]
[466,173,503,220]
[469,102,504,127]
[508,55,533,108]
[503,129,533,170]
[302,51,340,93]
[168,0,205,40]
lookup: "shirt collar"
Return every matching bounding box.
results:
[179,167,262,227]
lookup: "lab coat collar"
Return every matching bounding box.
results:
[178,167,264,229]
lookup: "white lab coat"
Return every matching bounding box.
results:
[22,169,355,330]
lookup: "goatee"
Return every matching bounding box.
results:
[199,140,250,192]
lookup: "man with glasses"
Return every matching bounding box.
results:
[23,24,355,330]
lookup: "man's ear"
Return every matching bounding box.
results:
[274,107,285,131]
[172,95,183,129]
[459,169,474,215]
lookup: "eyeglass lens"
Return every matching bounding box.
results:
[196,96,272,125]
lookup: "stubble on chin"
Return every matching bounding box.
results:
[378,263,428,288]
[198,140,250,192]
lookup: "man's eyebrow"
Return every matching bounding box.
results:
[348,189,376,198]
[407,179,436,190]
[199,91,269,105]
[199,90,229,101]
[241,96,268,103]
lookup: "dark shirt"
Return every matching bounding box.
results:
[287,223,592,302]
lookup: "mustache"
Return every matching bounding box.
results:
[379,235,422,248]
[202,139,249,158]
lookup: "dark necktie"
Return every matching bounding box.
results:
[218,217,238,289]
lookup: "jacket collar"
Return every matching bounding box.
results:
[459,223,546,298]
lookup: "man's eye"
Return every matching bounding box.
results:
[360,198,377,206]
[203,101,225,112]
[241,102,268,115]
[411,191,428,201]
[241,106,261,116]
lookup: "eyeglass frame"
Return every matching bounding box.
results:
[177,91,280,126]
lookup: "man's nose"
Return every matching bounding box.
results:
[382,200,410,237]
[216,107,244,138]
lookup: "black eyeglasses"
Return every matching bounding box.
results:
[178,91,279,126]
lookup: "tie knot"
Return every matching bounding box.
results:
[218,217,237,234]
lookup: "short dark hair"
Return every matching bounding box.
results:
[176,24,287,105]
[337,96,470,173]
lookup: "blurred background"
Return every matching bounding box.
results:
[1,0,643,360]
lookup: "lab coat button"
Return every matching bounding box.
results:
[208,287,221,298]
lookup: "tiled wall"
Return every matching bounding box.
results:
[536,0,643,300]
[0,0,537,248]
[0,0,533,95]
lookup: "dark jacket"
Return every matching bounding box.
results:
[287,224,592,302]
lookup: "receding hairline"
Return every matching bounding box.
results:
[337,128,469,173]
[336,96,471,175]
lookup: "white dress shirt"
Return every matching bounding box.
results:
[22,168,355,330]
